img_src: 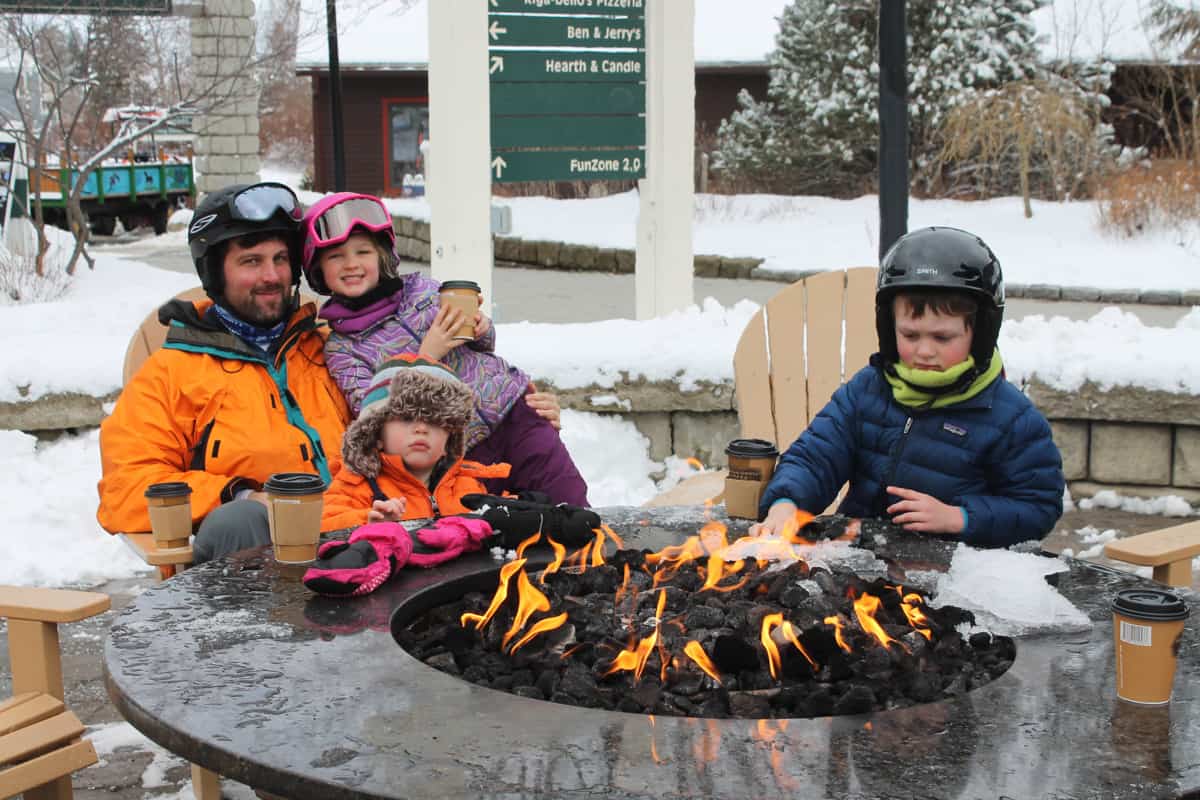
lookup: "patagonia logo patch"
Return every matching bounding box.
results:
[943,423,967,437]
[416,298,433,311]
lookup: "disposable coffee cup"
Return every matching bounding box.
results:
[438,280,481,341]
[144,482,193,549]
[1112,588,1190,705]
[264,472,327,565]
[723,438,780,520]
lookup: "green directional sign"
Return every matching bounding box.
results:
[0,0,170,10]
[491,82,644,115]
[492,115,644,149]
[490,149,645,183]
[487,13,644,48]
[488,51,645,82]
[489,0,644,16]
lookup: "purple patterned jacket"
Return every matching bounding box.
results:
[321,272,530,451]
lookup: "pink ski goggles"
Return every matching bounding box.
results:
[305,196,393,249]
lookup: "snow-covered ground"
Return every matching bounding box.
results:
[3,191,1200,589]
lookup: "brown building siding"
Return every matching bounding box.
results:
[310,71,429,195]
[304,67,769,195]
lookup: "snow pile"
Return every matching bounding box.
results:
[930,544,1092,636]
[0,430,147,587]
[1078,489,1196,517]
[503,297,760,391]
[1058,525,1122,560]
[1002,308,1200,395]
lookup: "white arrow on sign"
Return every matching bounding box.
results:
[488,20,507,40]
[490,55,504,74]
[491,156,508,179]
[490,0,498,5]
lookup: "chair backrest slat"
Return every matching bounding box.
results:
[844,267,879,382]
[764,281,809,448]
[734,267,878,452]
[732,308,775,444]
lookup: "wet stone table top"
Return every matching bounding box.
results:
[104,506,1200,799]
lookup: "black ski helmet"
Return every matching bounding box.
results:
[187,182,304,299]
[876,226,1005,370]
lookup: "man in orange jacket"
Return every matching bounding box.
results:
[97,182,351,562]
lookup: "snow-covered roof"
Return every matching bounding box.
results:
[1033,0,1188,65]
[295,0,1192,73]
[295,0,790,71]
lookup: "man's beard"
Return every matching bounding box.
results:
[229,284,293,326]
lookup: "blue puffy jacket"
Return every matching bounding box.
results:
[758,359,1064,547]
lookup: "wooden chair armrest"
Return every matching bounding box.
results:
[1103,521,1200,567]
[118,533,194,567]
[0,587,110,624]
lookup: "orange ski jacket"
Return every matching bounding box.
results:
[97,298,351,534]
[322,452,510,531]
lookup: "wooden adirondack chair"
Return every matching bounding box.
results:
[119,286,323,580]
[0,586,108,800]
[118,286,332,800]
[647,267,879,508]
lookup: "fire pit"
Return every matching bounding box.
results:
[397,514,1015,719]
[104,506,1200,799]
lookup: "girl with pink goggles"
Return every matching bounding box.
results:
[301,193,396,293]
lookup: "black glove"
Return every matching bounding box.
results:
[460,492,601,548]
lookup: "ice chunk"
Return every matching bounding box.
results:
[929,544,1092,637]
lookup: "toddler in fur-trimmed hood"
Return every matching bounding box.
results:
[321,354,509,531]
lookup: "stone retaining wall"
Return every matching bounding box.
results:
[7,376,1200,504]
[391,212,1200,302]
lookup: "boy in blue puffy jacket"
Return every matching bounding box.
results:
[753,226,1064,548]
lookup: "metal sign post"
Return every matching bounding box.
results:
[428,1,493,310]
[635,0,694,320]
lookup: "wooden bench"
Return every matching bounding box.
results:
[0,586,109,800]
[646,267,878,509]
[1104,520,1200,588]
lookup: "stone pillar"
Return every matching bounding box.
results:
[190,0,261,195]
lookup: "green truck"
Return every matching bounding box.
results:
[36,158,195,236]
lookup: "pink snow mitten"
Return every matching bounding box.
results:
[302,522,413,596]
[407,516,495,568]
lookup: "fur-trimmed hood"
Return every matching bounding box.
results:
[341,368,476,478]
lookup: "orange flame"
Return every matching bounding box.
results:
[509,612,569,654]
[852,593,900,650]
[614,563,633,605]
[645,536,706,581]
[761,613,785,679]
[600,523,625,550]
[538,537,567,584]
[824,615,852,652]
[566,540,593,571]
[778,618,818,671]
[604,590,666,681]
[501,569,551,649]
[699,552,748,593]
[760,613,818,679]
[460,558,525,629]
[683,640,722,684]
[778,509,816,544]
[900,591,933,640]
[515,531,541,557]
[604,630,658,680]
[590,527,606,567]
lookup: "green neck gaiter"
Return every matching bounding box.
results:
[885,348,1003,409]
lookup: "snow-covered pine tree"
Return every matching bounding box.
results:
[713,0,1042,194]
